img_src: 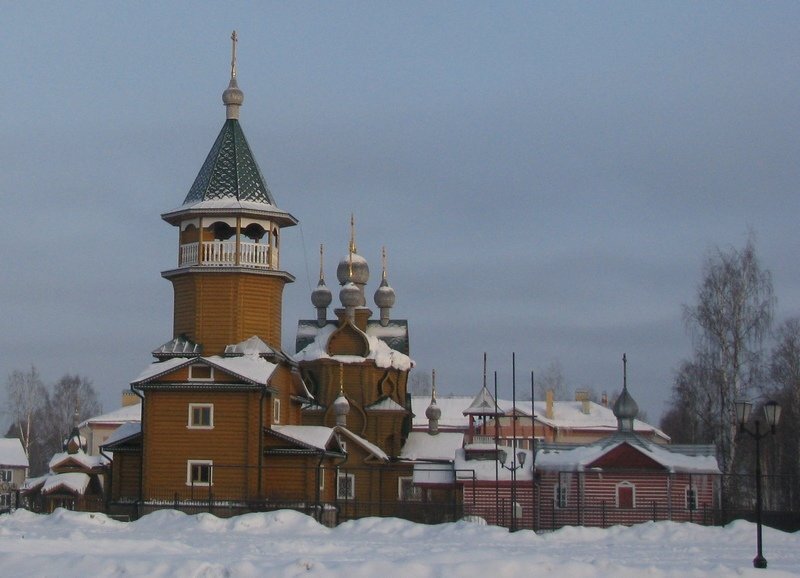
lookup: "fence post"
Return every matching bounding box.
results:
[652,500,657,522]
[602,500,606,528]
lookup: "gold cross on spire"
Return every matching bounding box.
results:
[231,30,238,79]
[381,246,387,281]
[349,213,357,255]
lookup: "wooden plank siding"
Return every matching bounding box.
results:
[142,389,262,502]
[170,272,288,355]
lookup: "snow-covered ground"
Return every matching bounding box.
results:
[1,509,798,577]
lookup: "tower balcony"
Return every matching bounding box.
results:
[179,241,277,269]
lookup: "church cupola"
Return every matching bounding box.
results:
[336,215,369,306]
[160,32,298,355]
[425,370,441,435]
[333,365,350,427]
[613,353,639,432]
[373,247,396,326]
[311,245,332,327]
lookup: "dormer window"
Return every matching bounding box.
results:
[189,364,214,381]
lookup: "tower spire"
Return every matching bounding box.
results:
[222,30,244,120]
[349,213,357,255]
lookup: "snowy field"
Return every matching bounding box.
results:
[1,509,799,577]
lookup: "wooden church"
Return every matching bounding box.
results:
[104,34,458,522]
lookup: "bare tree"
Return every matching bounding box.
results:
[39,374,103,458]
[4,366,47,459]
[677,237,774,479]
[536,359,567,400]
[767,317,800,506]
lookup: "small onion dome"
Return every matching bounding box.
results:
[333,390,350,417]
[222,76,244,108]
[613,387,639,421]
[374,277,396,309]
[311,278,332,309]
[337,253,370,286]
[340,281,361,308]
[425,397,441,421]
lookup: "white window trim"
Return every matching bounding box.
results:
[188,403,214,429]
[186,460,213,486]
[0,469,12,483]
[189,364,214,381]
[273,398,281,424]
[616,481,636,509]
[685,486,698,511]
[337,472,355,500]
[398,477,422,502]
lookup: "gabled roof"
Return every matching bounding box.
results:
[462,387,500,416]
[399,432,464,462]
[365,396,407,412]
[101,422,142,450]
[131,354,278,387]
[296,319,410,356]
[335,427,389,462]
[0,438,29,467]
[535,433,719,474]
[79,404,141,428]
[266,425,342,454]
[48,451,108,472]
[41,472,91,496]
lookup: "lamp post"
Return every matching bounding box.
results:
[501,448,526,532]
[735,399,782,569]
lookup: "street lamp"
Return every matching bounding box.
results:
[501,449,526,532]
[735,399,782,569]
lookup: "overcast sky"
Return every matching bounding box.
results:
[2,2,799,425]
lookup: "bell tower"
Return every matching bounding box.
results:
[161,32,297,354]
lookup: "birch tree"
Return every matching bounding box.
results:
[5,366,47,458]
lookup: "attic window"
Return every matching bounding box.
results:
[189,365,213,381]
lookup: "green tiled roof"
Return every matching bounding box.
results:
[183,119,276,206]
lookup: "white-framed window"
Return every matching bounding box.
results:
[685,486,698,511]
[187,460,213,486]
[554,485,568,509]
[189,364,214,381]
[272,398,281,424]
[188,403,214,429]
[616,481,635,509]
[0,469,12,483]
[398,477,422,501]
[337,472,355,500]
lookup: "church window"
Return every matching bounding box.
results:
[187,460,213,486]
[272,398,281,424]
[188,404,214,429]
[337,472,355,500]
[189,365,214,381]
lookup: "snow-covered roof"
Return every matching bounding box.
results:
[410,396,667,438]
[453,445,534,482]
[79,404,141,428]
[49,451,109,471]
[365,397,407,411]
[0,438,29,467]
[399,432,464,462]
[335,427,389,462]
[132,354,278,386]
[535,435,719,474]
[41,472,91,496]
[463,387,499,416]
[293,323,414,371]
[103,422,142,447]
[269,425,337,451]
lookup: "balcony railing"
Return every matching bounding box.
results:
[179,241,275,269]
